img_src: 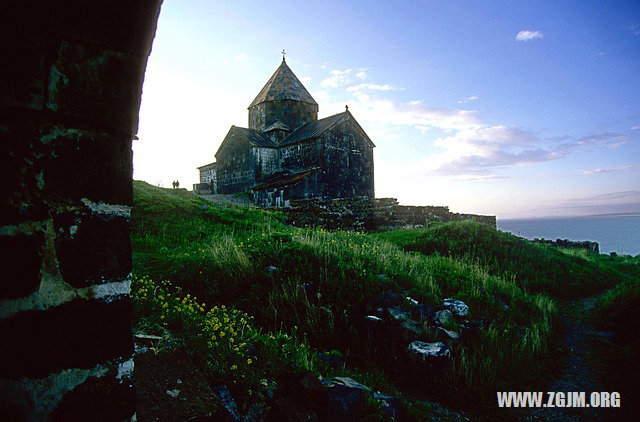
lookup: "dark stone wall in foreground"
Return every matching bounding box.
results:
[0,1,162,419]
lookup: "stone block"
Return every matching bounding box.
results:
[0,232,45,299]
[46,40,146,133]
[0,296,133,378]
[0,114,49,225]
[54,208,131,287]
[0,36,46,110]
[41,127,133,205]
[51,371,136,422]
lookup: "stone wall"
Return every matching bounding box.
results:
[248,99,317,132]
[320,120,374,199]
[215,136,256,194]
[273,197,496,231]
[0,1,162,419]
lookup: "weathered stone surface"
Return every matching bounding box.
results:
[53,208,131,287]
[374,391,403,419]
[400,319,423,342]
[0,297,133,378]
[40,127,133,205]
[322,377,373,421]
[407,341,451,363]
[1,1,161,419]
[212,385,241,422]
[443,298,469,318]
[50,372,135,422]
[0,232,44,299]
[435,327,461,342]
[412,303,436,323]
[387,306,411,322]
[432,309,453,327]
[47,40,147,133]
[369,290,405,311]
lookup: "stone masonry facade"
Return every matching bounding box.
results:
[195,59,375,206]
[1,1,162,419]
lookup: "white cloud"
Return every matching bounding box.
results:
[301,76,312,83]
[578,164,640,175]
[311,90,330,102]
[515,30,544,42]
[346,83,399,92]
[356,69,368,80]
[321,68,353,88]
[457,95,478,104]
[630,125,640,130]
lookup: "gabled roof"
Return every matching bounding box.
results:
[248,59,317,108]
[197,161,217,169]
[279,111,375,147]
[263,121,291,133]
[215,126,277,158]
[252,168,321,191]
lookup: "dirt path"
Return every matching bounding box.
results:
[524,295,616,421]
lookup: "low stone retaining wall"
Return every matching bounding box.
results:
[273,197,496,231]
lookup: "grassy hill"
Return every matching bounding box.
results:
[131,181,630,418]
[375,221,623,298]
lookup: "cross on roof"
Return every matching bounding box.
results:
[282,49,286,61]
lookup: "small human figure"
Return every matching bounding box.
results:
[175,180,180,189]
[171,180,176,189]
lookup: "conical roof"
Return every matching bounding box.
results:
[248,59,317,108]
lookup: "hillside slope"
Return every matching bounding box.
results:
[131,182,626,418]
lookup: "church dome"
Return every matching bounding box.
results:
[248,58,317,108]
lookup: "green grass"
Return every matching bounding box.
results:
[375,220,623,298]
[131,181,628,414]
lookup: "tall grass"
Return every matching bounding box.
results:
[131,181,563,410]
[375,220,622,297]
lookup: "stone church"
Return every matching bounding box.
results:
[196,57,375,207]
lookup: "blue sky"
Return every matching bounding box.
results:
[134,0,640,218]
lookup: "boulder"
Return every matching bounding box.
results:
[322,377,373,421]
[411,303,436,323]
[400,319,423,342]
[443,298,469,318]
[374,392,403,419]
[369,290,405,311]
[386,306,410,323]
[212,385,241,422]
[435,327,460,342]
[407,341,451,364]
[432,309,453,326]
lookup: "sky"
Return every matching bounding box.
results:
[134,0,640,219]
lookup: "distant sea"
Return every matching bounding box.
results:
[497,215,640,256]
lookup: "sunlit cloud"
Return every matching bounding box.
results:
[457,95,478,104]
[346,83,400,92]
[578,164,640,175]
[516,30,544,41]
[321,68,353,87]
[356,69,368,80]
